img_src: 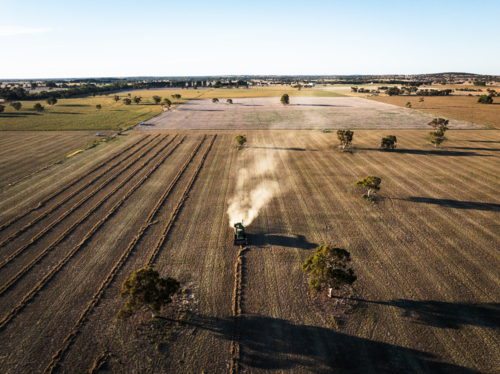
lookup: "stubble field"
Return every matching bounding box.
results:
[144,97,485,131]
[0,127,499,374]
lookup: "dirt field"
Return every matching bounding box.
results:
[0,129,499,373]
[143,97,484,130]
[368,95,500,129]
[0,131,114,188]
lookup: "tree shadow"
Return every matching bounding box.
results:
[401,197,500,212]
[360,148,492,157]
[250,147,317,152]
[51,112,83,115]
[447,147,500,152]
[0,112,40,117]
[246,233,318,249]
[59,104,90,107]
[295,104,352,108]
[467,140,500,143]
[183,314,482,373]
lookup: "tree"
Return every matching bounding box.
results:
[351,87,358,93]
[212,98,219,103]
[280,94,290,105]
[133,96,142,105]
[226,99,233,104]
[429,130,446,147]
[171,94,181,100]
[117,267,180,319]
[381,135,397,150]
[354,175,381,199]
[91,93,96,97]
[301,245,356,298]
[45,97,58,106]
[235,134,246,149]
[428,118,449,132]
[96,104,102,110]
[162,98,172,110]
[419,97,424,103]
[337,130,354,151]
[33,103,45,113]
[10,102,22,111]
[30,82,38,89]
[386,87,401,96]
[478,95,493,104]
[113,95,120,102]
[406,102,412,108]
[152,95,162,105]
[122,98,132,105]
[0,105,4,114]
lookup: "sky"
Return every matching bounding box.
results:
[1,0,499,79]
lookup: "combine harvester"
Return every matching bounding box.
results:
[233,221,248,246]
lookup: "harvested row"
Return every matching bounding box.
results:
[230,246,246,374]
[0,134,152,232]
[0,134,170,271]
[0,134,161,249]
[43,135,210,373]
[147,134,216,265]
[0,134,187,330]
[0,135,178,297]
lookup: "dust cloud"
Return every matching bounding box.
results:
[227,153,281,227]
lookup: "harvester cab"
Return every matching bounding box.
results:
[233,221,248,246]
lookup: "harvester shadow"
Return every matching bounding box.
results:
[246,233,317,249]
[181,314,481,373]
[399,197,500,212]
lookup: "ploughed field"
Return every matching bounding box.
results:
[144,97,485,131]
[0,129,499,373]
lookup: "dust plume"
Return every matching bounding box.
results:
[227,152,281,227]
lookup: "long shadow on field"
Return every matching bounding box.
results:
[387,299,500,330]
[51,112,83,115]
[0,112,40,117]
[246,233,317,249]
[333,297,500,330]
[59,104,90,107]
[467,140,500,143]
[361,148,492,157]
[250,147,317,152]
[295,104,352,108]
[186,314,481,373]
[402,197,500,212]
[447,146,500,152]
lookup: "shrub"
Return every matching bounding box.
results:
[478,95,493,104]
[280,94,290,105]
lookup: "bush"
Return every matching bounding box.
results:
[280,94,290,105]
[478,95,493,104]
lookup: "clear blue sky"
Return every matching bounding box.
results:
[1,0,498,79]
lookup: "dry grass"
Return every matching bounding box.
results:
[368,95,500,129]
[0,130,499,373]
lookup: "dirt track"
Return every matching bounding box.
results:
[142,97,485,130]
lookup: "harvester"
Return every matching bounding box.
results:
[233,221,248,246]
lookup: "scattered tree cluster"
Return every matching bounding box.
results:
[337,130,354,151]
[117,267,180,319]
[428,118,449,147]
[302,245,357,298]
[478,95,493,104]
[381,135,397,150]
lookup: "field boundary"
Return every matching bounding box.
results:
[0,135,153,231]
[41,135,213,374]
[0,135,185,329]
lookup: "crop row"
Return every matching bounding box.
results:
[230,246,245,374]
[42,135,209,373]
[146,135,217,266]
[0,134,177,296]
[0,135,186,331]
[0,135,161,249]
[0,135,153,232]
[0,134,169,271]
